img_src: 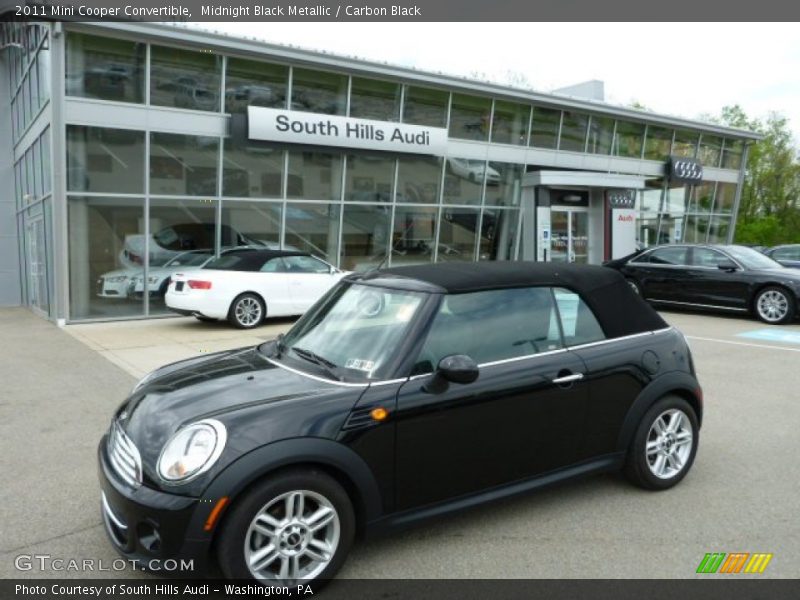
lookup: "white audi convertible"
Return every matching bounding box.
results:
[165,248,347,328]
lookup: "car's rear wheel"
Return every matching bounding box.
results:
[754,286,795,324]
[217,469,355,583]
[229,293,265,329]
[624,395,698,490]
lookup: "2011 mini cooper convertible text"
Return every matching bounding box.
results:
[98,262,703,582]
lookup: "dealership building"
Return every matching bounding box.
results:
[0,20,760,323]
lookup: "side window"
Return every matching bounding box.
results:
[553,288,605,346]
[260,258,286,273]
[413,287,564,374]
[630,252,651,264]
[774,247,800,261]
[690,247,729,268]
[649,247,688,265]
[283,255,331,273]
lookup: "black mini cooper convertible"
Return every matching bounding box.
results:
[99,262,702,582]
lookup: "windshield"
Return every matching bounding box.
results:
[276,283,427,381]
[725,246,784,270]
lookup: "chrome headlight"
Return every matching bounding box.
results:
[157,419,227,483]
[106,275,128,283]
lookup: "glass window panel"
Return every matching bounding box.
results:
[491,101,529,145]
[707,216,731,244]
[530,108,561,149]
[341,204,391,271]
[291,68,347,115]
[40,128,51,195]
[714,183,737,214]
[672,130,699,158]
[67,126,146,194]
[640,180,664,214]
[37,42,50,105]
[637,216,660,249]
[649,246,688,265]
[349,77,400,121]
[390,205,437,265]
[11,97,18,141]
[484,162,523,207]
[150,45,221,111]
[644,126,673,161]
[698,135,723,167]
[586,116,614,155]
[683,215,709,244]
[443,158,484,205]
[15,161,23,210]
[402,86,448,127]
[559,111,589,152]
[613,120,645,158]
[664,183,690,217]
[438,208,479,262]
[65,33,145,103]
[31,139,41,199]
[344,151,395,202]
[223,138,283,198]
[691,247,730,267]
[687,182,715,215]
[68,196,145,319]
[722,139,744,170]
[25,148,33,200]
[449,93,491,141]
[22,73,30,129]
[220,200,282,251]
[225,57,288,114]
[28,57,39,115]
[397,155,442,204]
[284,202,340,263]
[657,215,685,245]
[287,149,343,200]
[553,288,605,346]
[150,133,218,196]
[479,208,519,261]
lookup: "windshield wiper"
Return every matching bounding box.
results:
[290,346,342,381]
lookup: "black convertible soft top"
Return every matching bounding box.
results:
[377,261,668,339]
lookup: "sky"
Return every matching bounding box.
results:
[192,22,800,140]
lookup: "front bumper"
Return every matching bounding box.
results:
[97,436,215,576]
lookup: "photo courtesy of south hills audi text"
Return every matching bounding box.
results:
[14,584,316,597]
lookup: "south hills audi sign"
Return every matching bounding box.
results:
[247,106,448,155]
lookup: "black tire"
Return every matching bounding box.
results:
[217,468,355,583]
[626,278,642,297]
[228,293,265,329]
[753,286,796,325]
[194,316,217,323]
[624,395,699,491]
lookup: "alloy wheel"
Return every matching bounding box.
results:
[235,297,262,327]
[645,409,693,479]
[243,490,340,581]
[757,290,789,323]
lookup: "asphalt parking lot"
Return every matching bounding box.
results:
[0,307,798,579]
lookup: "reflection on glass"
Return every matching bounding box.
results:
[613,120,645,158]
[672,130,699,158]
[225,57,288,114]
[698,135,722,167]
[664,183,689,215]
[349,78,400,121]
[559,111,589,152]
[491,101,529,145]
[291,68,347,115]
[223,138,284,197]
[449,94,491,141]
[284,203,340,263]
[479,209,518,260]
[644,126,673,160]
[683,215,709,243]
[390,205,437,265]
[637,217,659,249]
[484,162,523,207]
[722,140,744,170]
[397,155,442,204]
[41,128,51,196]
[658,215,683,245]
[150,133,219,196]
[345,152,395,202]
[67,126,145,194]
[687,182,715,214]
[402,86,448,127]
[443,158,485,205]
[641,180,664,213]
[438,208,479,261]
[68,196,145,319]
[714,183,736,214]
[341,204,391,271]
[707,216,731,244]
[586,116,614,155]
[150,45,221,111]
[529,107,560,149]
[220,200,282,250]
[65,33,145,103]
[287,149,343,200]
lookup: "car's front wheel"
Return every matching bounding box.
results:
[217,469,355,582]
[228,293,265,329]
[624,395,699,490]
[754,286,796,324]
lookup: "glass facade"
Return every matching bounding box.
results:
[46,28,752,321]
[9,23,50,142]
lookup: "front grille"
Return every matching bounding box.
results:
[107,420,142,488]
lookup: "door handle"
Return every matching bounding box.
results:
[552,373,584,385]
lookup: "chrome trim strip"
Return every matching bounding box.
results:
[650,299,749,312]
[101,492,127,531]
[479,347,569,369]
[262,356,369,388]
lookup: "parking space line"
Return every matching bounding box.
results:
[686,335,800,353]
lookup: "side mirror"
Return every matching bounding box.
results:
[437,354,479,384]
[717,260,738,272]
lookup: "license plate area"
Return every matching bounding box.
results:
[175,281,184,292]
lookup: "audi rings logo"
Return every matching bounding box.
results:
[669,156,704,183]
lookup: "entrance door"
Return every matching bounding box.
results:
[550,209,589,264]
[26,216,49,315]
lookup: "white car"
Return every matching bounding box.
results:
[128,250,217,299]
[447,158,501,184]
[165,249,348,328]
